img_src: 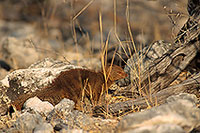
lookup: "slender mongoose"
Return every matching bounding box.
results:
[12,65,127,110]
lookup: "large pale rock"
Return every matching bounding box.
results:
[0,58,83,115]
[117,93,200,133]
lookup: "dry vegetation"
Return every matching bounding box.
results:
[1,0,196,131]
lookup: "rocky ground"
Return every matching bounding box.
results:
[1,0,200,132]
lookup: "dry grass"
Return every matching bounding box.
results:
[0,0,191,131]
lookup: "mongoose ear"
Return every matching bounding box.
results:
[103,64,128,81]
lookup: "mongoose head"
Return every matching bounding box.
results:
[102,64,128,82]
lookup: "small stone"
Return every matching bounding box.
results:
[33,123,54,133]
[12,112,44,132]
[54,122,69,131]
[23,96,54,115]
[46,98,75,127]
[59,129,83,133]
[54,98,75,117]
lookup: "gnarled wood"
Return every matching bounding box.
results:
[95,72,200,116]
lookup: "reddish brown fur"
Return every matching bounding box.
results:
[12,65,127,110]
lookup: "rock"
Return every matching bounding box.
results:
[11,112,44,132]
[59,129,84,133]
[28,58,70,69]
[33,123,54,133]
[54,121,69,131]
[48,110,118,132]
[46,99,77,130]
[46,98,75,128]
[23,96,54,115]
[0,37,53,69]
[127,124,185,133]
[0,58,83,115]
[166,93,198,103]
[0,21,36,39]
[54,98,75,117]
[0,37,40,68]
[47,101,118,131]
[117,93,200,133]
